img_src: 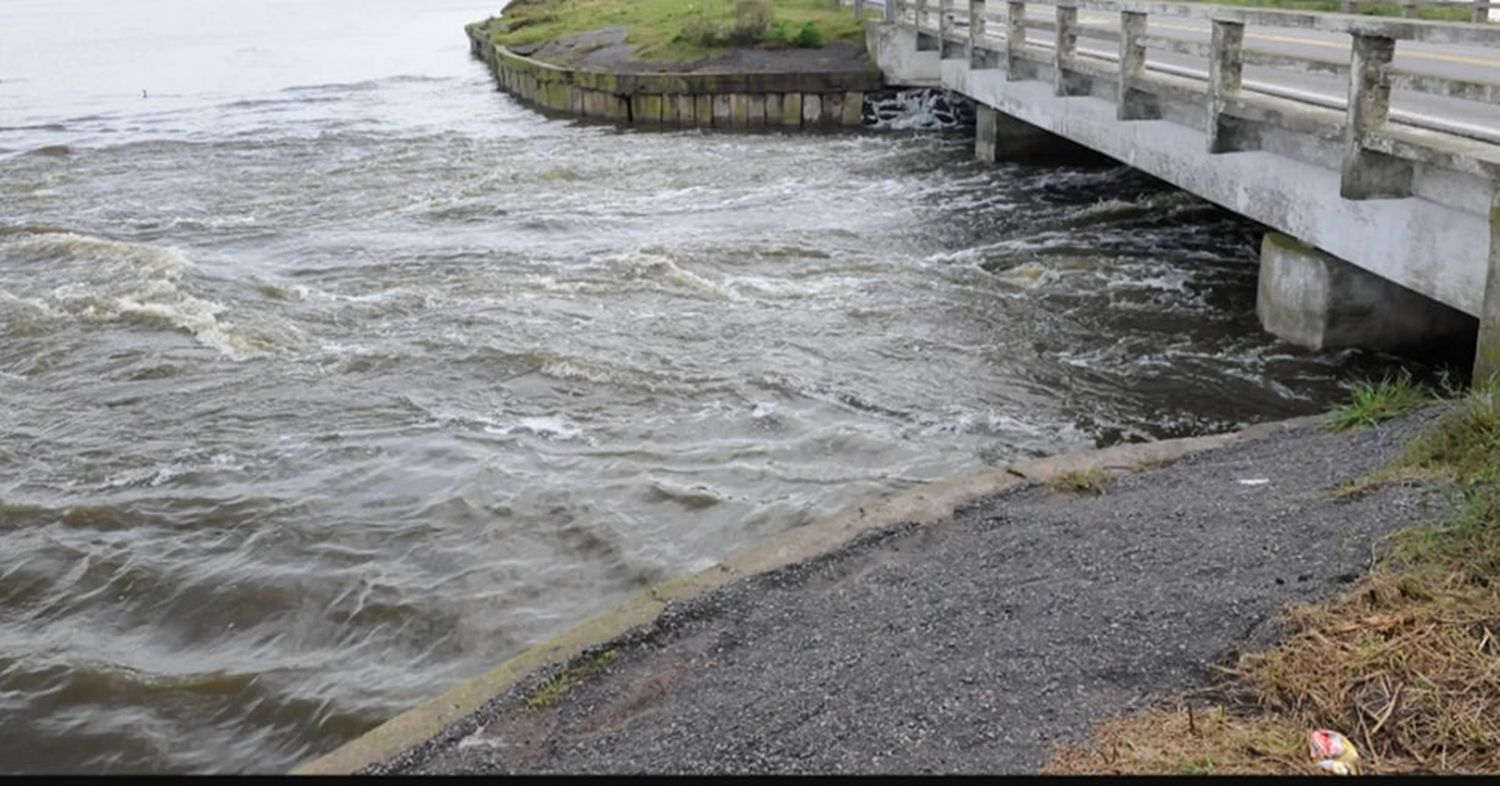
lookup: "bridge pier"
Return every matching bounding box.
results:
[1257,233,1474,353]
[974,105,1095,163]
[1474,197,1500,383]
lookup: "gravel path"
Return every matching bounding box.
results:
[373,414,1448,775]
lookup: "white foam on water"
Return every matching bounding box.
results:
[482,414,586,443]
[865,89,973,131]
[991,261,1063,290]
[613,248,737,302]
[0,232,295,360]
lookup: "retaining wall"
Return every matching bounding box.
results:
[466,25,886,128]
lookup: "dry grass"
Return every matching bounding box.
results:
[1047,386,1500,775]
[1047,705,1314,774]
[1328,464,1445,501]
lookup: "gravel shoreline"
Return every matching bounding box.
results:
[371,412,1448,775]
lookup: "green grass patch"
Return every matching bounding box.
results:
[1390,385,1500,574]
[524,649,618,712]
[1328,372,1429,432]
[477,0,865,65]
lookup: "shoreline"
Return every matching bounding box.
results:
[294,413,1328,774]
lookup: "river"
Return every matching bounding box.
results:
[0,0,1437,774]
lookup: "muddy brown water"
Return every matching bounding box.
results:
[0,0,1444,774]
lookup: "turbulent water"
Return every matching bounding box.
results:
[0,0,1444,775]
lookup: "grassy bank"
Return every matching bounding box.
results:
[477,0,866,64]
[1046,379,1500,775]
[1182,0,1481,22]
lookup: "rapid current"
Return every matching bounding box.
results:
[0,0,1441,773]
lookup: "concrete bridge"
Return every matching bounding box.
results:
[851,0,1500,380]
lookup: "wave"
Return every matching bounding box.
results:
[280,74,451,94]
[1061,190,1210,228]
[218,96,344,110]
[0,232,296,360]
[0,124,66,133]
[516,248,737,302]
[0,223,84,238]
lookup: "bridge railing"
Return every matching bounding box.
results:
[1337,1,1491,23]
[873,0,1500,193]
[851,0,1495,24]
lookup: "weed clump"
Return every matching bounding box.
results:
[1049,468,1112,495]
[524,649,618,712]
[1328,372,1427,432]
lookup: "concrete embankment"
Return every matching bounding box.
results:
[296,411,1449,774]
[465,23,886,128]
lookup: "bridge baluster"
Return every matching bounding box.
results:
[1207,19,1245,152]
[1117,11,1155,120]
[970,0,996,69]
[940,0,952,46]
[1341,33,1412,199]
[917,0,930,31]
[854,0,865,21]
[1005,1,1026,81]
[1054,3,1079,96]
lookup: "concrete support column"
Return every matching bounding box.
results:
[975,104,1090,163]
[854,0,866,20]
[1475,0,1493,23]
[1474,195,1500,383]
[1054,4,1080,96]
[1117,11,1156,120]
[1206,19,1245,152]
[1342,33,1412,199]
[886,0,898,23]
[940,0,966,58]
[1005,1,1026,80]
[916,0,940,50]
[1257,233,1473,353]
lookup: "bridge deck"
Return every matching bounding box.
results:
[859,0,1500,378]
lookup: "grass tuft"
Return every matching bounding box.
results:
[1328,372,1428,432]
[1049,468,1112,495]
[524,649,618,712]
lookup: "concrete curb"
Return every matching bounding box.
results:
[291,414,1325,775]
